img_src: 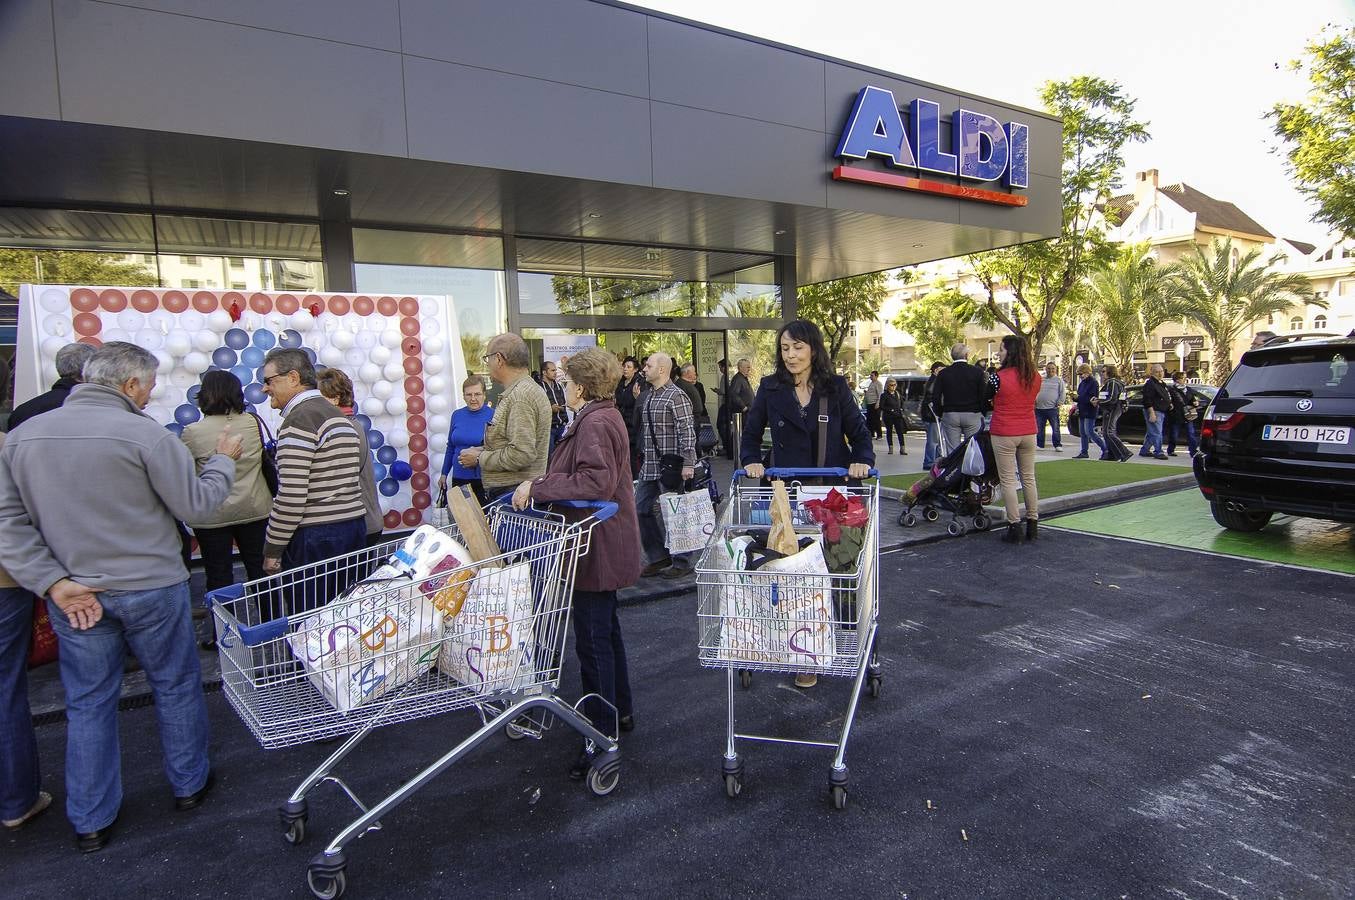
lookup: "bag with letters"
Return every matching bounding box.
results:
[436,561,535,696]
[659,488,717,554]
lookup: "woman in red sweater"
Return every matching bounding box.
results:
[989,335,1042,544]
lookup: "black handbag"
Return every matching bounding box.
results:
[249,411,279,496]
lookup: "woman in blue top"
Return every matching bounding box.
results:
[438,376,494,504]
[1072,364,1109,459]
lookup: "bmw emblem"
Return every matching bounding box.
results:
[1296,399,1313,411]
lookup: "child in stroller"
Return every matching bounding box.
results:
[898,431,996,536]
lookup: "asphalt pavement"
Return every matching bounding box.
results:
[8,525,1352,899]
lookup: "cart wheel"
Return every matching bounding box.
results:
[902,513,917,527]
[946,520,965,537]
[504,720,528,741]
[924,507,940,522]
[973,514,991,531]
[283,816,307,845]
[739,669,752,689]
[867,675,882,699]
[831,785,849,810]
[724,773,743,798]
[586,765,621,797]
[306,867,347,900]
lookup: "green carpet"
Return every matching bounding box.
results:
[880,458,1190,499]
[1048,489,1355,575]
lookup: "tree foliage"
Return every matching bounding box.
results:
[966,76,1150,360]
[1085,243,1172,376]
[795,271,890,361]
[0,249,158,296]
[1270,24,1355,236]
[894,287,967,370]
[1163,238,1319,384]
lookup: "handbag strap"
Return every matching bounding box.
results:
[248,410,272,448]
[816,394,829,469]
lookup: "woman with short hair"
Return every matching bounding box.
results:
[316,367,384,545]
[439,376,494,505]
[512,348,640,778]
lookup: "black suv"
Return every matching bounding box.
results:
[1194,337,1355,531]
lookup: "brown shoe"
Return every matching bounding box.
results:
[793,674,818,688]
[640,558,672,578]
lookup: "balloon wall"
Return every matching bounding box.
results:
[15,285,467,532]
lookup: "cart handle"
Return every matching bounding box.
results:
[733,467,879,480]
[488,495,618,522]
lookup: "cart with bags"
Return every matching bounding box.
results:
[695,467,881,809]
[208,497,619,900]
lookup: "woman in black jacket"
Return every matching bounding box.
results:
[879,377,907,455]
[614,356,642,474]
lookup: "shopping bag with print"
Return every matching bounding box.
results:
[659,489,717,554]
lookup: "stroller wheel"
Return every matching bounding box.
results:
[946,520,966,537]
[901,513,917,527]
[924,507,940,523]
[973,514,991,531]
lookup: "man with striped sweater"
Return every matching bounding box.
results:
[259,349,367,604]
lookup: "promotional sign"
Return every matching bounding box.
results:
[541,334,597,367]
[16,285,467,531]
[832,86,1029,207]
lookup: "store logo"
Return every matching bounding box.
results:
[832,86,1029,207]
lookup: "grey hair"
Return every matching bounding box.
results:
[264,348,317,387]
[82,341,156,389]
[681,363,697,377]
[950,343,970,360]
[737,358,750,368]
[55,342,96,380]
[487,333,531,369]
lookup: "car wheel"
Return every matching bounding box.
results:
[1067,417,1079,437]
[1209,500,1272,532]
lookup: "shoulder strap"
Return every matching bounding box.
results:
[249,410,273,445]
[645,393,659,450]
[816,394,829,468]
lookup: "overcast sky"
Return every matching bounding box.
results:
[636,0,1352,243]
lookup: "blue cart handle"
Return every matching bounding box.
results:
[733,467,879,480]
[488,495,618,522]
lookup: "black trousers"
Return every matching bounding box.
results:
[452,477,486,505]
[572,589,633,731]
[194,517,269,593]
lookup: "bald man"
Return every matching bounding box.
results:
[636,353,697,577]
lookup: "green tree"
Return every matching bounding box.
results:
[894,287,966,370]
[795,271,890,360]
[967,76,1150,359]
[0,249,158,296]
[1163,237,1319,384]
[1269,25,1355,236]
[1085,243,1172,376]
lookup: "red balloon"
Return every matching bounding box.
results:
[302,294,324,314]
[409,452,429,471]
[191,291,217,313]
[73,312,102,336]
[402,357,423,376]
[398,297,420,317]
[275,294,299,314]
[130,290,159,312]
[399,317,420,337]
[408,433,428,453]
[411,472,430,492]
[403,376,424,396]
[162,290,189,313]
[377,296,399,317]
[98,289,128,312]
[402,508,423,527]
[77,336,102,347]
[411,491,432,510]
[383,510,402,530]
[406,396,426,416]
[406,415,427,434]
[402,337,421,357]
[327,295,350,315]
[70,288,100,312]
[248,292,272,314]
[353,295,374,316]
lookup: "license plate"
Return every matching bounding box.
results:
[1261,424,1350,444]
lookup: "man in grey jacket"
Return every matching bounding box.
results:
[0,342,241,853]
[1034,362,1066,451]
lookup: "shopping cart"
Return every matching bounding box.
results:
[695,467,881,809]
[208,498,619,900]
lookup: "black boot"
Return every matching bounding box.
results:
[1025,519,1038,542]
[1001,522,1024,544]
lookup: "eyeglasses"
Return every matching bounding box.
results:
[480,351,504,364]
[261,371,293,387]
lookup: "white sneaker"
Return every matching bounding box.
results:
[1055,447,1063,452]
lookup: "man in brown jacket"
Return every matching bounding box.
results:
[459,333,552,502]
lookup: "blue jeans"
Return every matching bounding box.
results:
[1,587,40,822]
[277,517,367,616]
[922,421,939,469]
[47,580,209,833]
[1164,419,1198,455]
[1141,410,1165,455]
[1034,407,1062,448]
[1079,415,1107,456]
[571,589,632,730]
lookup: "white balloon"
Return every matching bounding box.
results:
[383,360,405,382]
[379,495,398,513]
[424,374,448,395]
[147,310,175,333]
[144,403,169,424]
[40,289,69,313]
[420,317,440,336]
[386,427,409,448]
[430,432,448,452]
[207,310,232,333]
[180,310,205,332]
[380,329,403,349]
[359,363,382,385]
[361,397,384,418]
[331,330,355,351]
[419,297,439,315]
[371,380,393,400]
[385,396,407,416]
[137,328,165,351]
[355,331,378,350]
[41,364,59,386]
[428,414,450,436]
[422,336,444,355]
[291,308,314,331]
[171,369,195,389]
[423,355,445,375]
[183,352,211,375]
[344,348,366,368]
[369,344,391,365]
[43,315,71,337]
[117,310,145,332]
[150,381,167,400]
[101,328,130,344]
[193,330,218,353]
[426,394,451,415]
[165,331,192,357]
[319,346,344,367]
[41,336,67,358]
[154,350,174,374]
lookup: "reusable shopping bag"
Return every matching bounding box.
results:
[659,489,717,554]
[960,435,986,477]
[437,562,535,695]
[717,537,837,669]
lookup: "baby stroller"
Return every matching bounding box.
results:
[898,428,996,536]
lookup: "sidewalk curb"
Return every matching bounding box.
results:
[880,471,1197,517]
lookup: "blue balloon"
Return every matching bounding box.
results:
[255,367,268,384]
[253,329,276,349]
[354,414,372,432]
[302,347,317,365]
[224,328,250,350]
[366,429,385,450]
[376,445,398,465]
[241,347,265,368]
[372,462,388,481]
[390,461,413,481]
[379,478,400,497]
[174,404,201,426]
[165,422,184,436]
[230,365,253,384]
[279,329,302,349]
[212,347,238,369]
[186,384,201,403]
[244,382,267,405]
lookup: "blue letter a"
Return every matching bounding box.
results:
[835,87,916,168]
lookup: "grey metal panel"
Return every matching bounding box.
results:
[94,0,402,51]
[0,0,61,119]
[647,17,825,133]
[400,0,648,97]
[404,56,652,185]
[824,62,958,139]
[955,95,1061,180]
[651,103,826,208]
[53,0,407,157]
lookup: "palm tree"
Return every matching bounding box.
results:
[1163,237,1319,384]
[1086,242,1172,376]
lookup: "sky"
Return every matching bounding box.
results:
[636,0,1353,244]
